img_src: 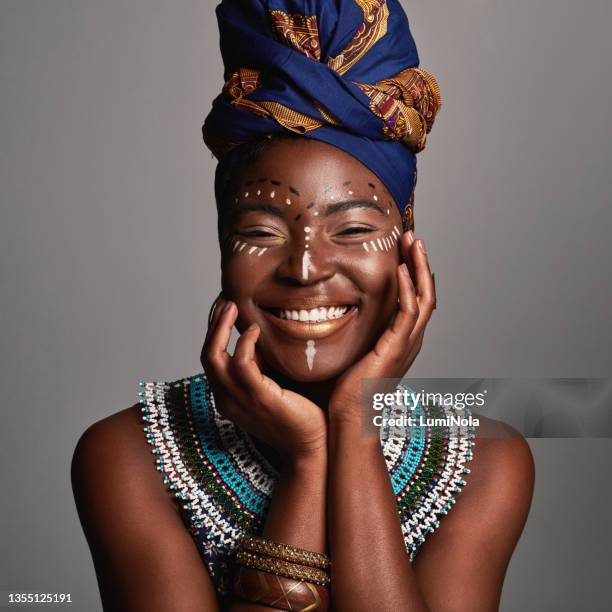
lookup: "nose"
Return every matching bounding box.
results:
[275,240,336,286]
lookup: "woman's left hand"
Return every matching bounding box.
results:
[328,232,436,424]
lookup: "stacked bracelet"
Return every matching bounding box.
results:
[236,550,330,586]
[233,536,331,611]
[240,535,331,570]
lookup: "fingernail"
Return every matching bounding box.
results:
[222,301,233,313]
[407,230,415,246]
[247,322,258,332]
[400,263,409,275]
[418,239,427,254]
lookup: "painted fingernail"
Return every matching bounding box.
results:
[407,230,415,246]
[418,239,427,254]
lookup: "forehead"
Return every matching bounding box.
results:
[239,138,386,196]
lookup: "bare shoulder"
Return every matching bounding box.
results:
[458,414,535,538]
[71,404,175,514]
[413,414,535,609]
[468,414,535,498]
[71,405,219,611]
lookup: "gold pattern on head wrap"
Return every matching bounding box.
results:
[271,11,321,61]
[328,0,389,75]
[356,68,442,152]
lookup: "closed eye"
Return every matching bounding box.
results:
[336,226,376,236]
[240,230,278,238]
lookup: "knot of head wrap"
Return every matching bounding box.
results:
[203,0,442,229]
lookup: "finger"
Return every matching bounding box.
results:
[207,292,223,327]
[411,239,436,333]
[203,296,227,355]
[231,324,286,407]
[401,230,416,284]
[373,264,419,362]
[390,263,419,336]
[204,301,237,370]
[232,323,265,388]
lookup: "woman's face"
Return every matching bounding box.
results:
[220,138,404,382]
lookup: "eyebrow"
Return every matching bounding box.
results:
[231,202,286,220]
[324,199,386,216]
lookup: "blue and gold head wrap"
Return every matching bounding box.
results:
[203,0,442,230]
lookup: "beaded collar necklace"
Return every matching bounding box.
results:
[140,373,474,599]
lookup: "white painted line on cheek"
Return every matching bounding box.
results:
[248,246,257,255]
[258,247,267,256]
[363,242,369,252]
[377,238,384,251]
[305,340,316,371]
[370,241,378,252]
[232,241,241,252]
[239,242,247,252]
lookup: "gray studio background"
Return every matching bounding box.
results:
[1,1,611,610]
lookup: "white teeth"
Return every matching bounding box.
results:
[277,306,351,321]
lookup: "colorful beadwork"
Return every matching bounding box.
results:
[140,373,474,602]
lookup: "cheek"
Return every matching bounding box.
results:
[220,254,266,311]
[348,250,400,320]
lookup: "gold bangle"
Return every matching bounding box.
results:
[239,535,330,570]
[236,550,331,586]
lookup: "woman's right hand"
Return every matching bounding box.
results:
[200,298,328,465]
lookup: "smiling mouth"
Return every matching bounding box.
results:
[260,304,359,339]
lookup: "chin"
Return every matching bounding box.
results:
[260,345,360,384]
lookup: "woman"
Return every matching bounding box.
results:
[72,1,534,610]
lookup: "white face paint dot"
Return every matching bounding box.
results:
[270,191,275,198]
[387,209,390,215]
[256,189,261,196]
[348,190,354,195]
[244,192,249,198]
[314,211,319,216]
[286,198,291,205]
[304,227,311,233]
[373,195,378,201]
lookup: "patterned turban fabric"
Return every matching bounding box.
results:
[203,0,442,230]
